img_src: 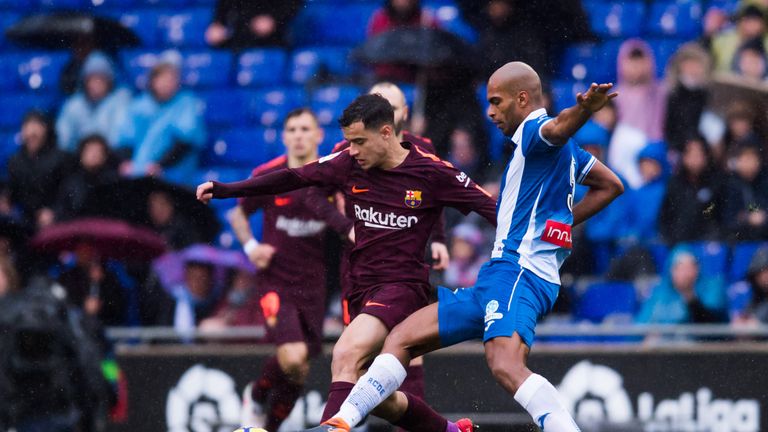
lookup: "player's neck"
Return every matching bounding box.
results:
[288,152,317,168]
[379,139,410,170]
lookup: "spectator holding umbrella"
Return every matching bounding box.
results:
[8,111,71,230]
[56,52,131,153]
[116,51,206,185]
[205,0,303,48]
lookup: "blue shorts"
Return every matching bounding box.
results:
[437,259,559,348]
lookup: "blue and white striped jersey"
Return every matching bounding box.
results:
[491,108,596,284]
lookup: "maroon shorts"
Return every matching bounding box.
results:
[260,291,325,356]
[343,282,431,331]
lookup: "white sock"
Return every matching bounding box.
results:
[335,354,407,427]
[514,374,581,432]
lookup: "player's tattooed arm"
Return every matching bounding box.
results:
[541,82,618,146]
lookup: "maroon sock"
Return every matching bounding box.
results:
[266,375,303,431]
[252,356,281,403]
[393,391,448,432]
[399,365,425,399]
[321,381,355,422]
[395,365,426,432]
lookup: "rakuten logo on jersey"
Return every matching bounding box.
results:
[354,204,418,230]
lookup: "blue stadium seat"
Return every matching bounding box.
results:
[559,42,618,83]
[157,8,211,48]
[236,48,287,87]
[109,9,160,48]
[646,0,703,39]
[291,3,378,46]
[195,166,252,184]
[38,0,87,8]
[322,127,344,155]
[0,0,35,8]
[0,93,57,129]
[424,1,477,43]
[121,49,233,89]
[200,88,246,128]
[688,241,728,279]
[583,1,646,38]
[310,85,362,127]
[204,127,280,167]
[0,13,21,47]
[575,281,637,323]
[727,281,752,318]
[241,87,306,128]
[290,47,353,84]
[12,52,69,92]
[647,38,686,78]
[140,0,189,6]
[707,0,739,14]
[730,242,768,282]
[550,80,589,113]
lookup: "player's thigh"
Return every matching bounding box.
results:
[333,313,390,367]
[484,333,531,391]
[383,303,443,360]
[435,285,485,348]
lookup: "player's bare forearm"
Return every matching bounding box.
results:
[572,160,623,226]
[212,168,311,199]
[227,206,255,245]
[542,83,618,146]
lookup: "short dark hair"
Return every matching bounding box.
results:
[284,107,319,127]
[338,94,394,130]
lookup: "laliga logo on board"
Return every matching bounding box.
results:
[557,361,760,432]
[166,364,241,432]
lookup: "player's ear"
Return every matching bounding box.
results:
[380,123,393,139]
[518,90,528,108]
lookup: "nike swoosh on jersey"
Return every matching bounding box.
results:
[352,185,370,193]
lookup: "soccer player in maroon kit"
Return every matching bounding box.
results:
[228,108,354,430]
[331,82,448,411]
[198,94,497,432]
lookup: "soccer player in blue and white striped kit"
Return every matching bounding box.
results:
[309,62,624,432]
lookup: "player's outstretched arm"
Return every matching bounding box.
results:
[541,82,618,146]
[572,159,624,226]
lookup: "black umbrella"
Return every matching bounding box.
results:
[6,12,140,49]
[79,177,221,245]
[352,27,477,69]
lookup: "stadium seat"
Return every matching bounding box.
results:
[11,51,69,92]
[730,242,768,282]
[290,47,354,84]
[140,0,189,6]
[727,281,752,318]
[121,49,233,89]
[236,48,288,87]
[707,0,739,14]
[647,38,686,78]
[291,3,378,46]
[646,0,703,39]
[195,166,252,184]
[204,127,279,167]
[38,0,87,8]
[199,88,246,128]
[575,281,637,323]
[109,9,160,48]
[0,93,57,129]
[322,127,344,155]
[157,8,211,48]
[0,132,19,179]
[583,0,646,38]
[0,0,35,8]
[0,13,20,47]
[241,87,306,128]
[550,80,589,113]
[310,85,363,127]
[559,42,618,83]
[424,1,478,43]
[688,241,729,279]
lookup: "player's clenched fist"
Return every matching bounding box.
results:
[576,82,618,114]
[196,181,214,204]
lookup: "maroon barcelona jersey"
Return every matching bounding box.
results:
[213,142,497,289]
[239,156,353,301]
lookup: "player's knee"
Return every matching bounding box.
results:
[488,358,528,391]
[279,351,308,377]
[331,341,366,376]
[382,325,412,359]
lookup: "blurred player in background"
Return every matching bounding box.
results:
[228,108,354,430]
[317,63,624,432]
[197,94,497,432]
[331,82,448,410]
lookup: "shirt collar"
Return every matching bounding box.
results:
[511,108,548,145]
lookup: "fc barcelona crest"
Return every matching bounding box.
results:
[404,190,422,208]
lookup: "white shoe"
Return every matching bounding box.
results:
[240,382,267,428]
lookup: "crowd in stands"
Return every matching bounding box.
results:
[3,0,768,342]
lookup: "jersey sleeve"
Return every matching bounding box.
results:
[522,114,558,156]
[574,144,597,185]
[433,165,497,226]
[213,150,351,199]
